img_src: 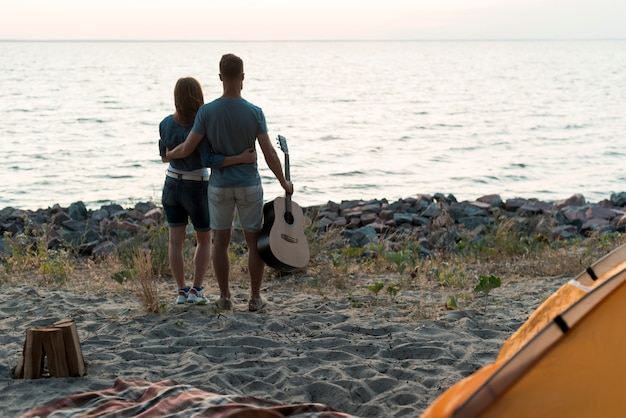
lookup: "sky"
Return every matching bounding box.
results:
[1,0,625,41]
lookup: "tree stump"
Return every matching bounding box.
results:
[13,317,86,379]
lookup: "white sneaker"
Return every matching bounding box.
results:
[176,287,190,304]
[187,287,207,305]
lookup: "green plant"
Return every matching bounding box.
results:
[367,282,384,304]
[344,247,367,259]
[430,262,467,288]
[4,225,74,284]
[446,295,458,310]
[474,274,502,312]
[117,223,171,278]
[367,241,387,259]
[111,269,134,285]
[38,249,74,284]
[384,251,408,275]
[385,283,401,301]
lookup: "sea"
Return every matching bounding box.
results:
[1,40,625,211]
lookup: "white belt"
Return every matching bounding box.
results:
[166,170,209,182]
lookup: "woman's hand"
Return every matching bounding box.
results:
[239,147,257,164]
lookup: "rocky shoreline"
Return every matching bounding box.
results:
[1,192,625,260]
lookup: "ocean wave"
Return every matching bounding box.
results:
[2,40,624,210]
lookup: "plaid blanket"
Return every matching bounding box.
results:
[21,378,357,417]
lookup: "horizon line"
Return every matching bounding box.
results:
[1,38,625,43]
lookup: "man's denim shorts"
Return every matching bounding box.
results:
[208,184,263,231]
[161,177,210,231]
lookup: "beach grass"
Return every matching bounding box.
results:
[2,218,624,317]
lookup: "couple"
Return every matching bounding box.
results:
[159,53,293,312]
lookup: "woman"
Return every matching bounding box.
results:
[159,77,255,304]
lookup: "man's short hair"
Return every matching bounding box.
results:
[220,54,244,81]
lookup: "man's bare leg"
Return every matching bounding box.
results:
[244,229,265,299]
[212,228,232,300]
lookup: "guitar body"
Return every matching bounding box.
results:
[258,196,310,272]
[258,135,310,273]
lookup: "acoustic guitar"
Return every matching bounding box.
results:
[258,135,310,272]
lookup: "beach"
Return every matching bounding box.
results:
[0,272,566,417]
[1,192,624,416]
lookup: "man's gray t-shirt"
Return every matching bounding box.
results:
[192,97,267,188]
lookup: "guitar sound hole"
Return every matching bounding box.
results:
[283,212,295,225]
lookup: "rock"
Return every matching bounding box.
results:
[360,202,381,214]
[339,200,361,212]
[92,209,110,222]
[457,216,493,230]
[134,202,155,213]
[421,203,441,218]
[332,217,347,227]
[562,206,587,223]
[360,212,378,225]
[76,240,99,255]
[348,217,361,228]
[0,207,16,219]
[550,224,578,240]
[555,193,586,208]
[343,210,363,222]
[504,198,527,211]
[585,206,617,220]
[318,210,338,221]
[611,192,626,207]
[517,204,542,217]
[476,194,503,207]
[62,220,86,232]
[393,213,413,225]
[145,208,165,222]
[92,241,117,258]
[68,201,88,221]
[580,218,610,233]
[2,190,626,263]
[433,192,457,205]
[52,211,71,226]
[108,220,141,234]
[412,216,431,227]
[313,218,334,230]
[448,202,489,220]
[124,209,145,221]
[343,226,378,248]
[101,203,124,214]
[379,209,394,221]
[2,222,21,236]
[61,230,84,247]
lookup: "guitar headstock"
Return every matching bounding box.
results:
[276,135,289,155]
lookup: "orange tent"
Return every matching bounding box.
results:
[421,244,626,418]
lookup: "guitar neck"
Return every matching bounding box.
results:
[284,153,292,212]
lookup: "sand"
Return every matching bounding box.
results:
[0,274,566,417]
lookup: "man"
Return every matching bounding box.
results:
[167,53,293,312]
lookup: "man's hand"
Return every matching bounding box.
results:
[283,180,294,195]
